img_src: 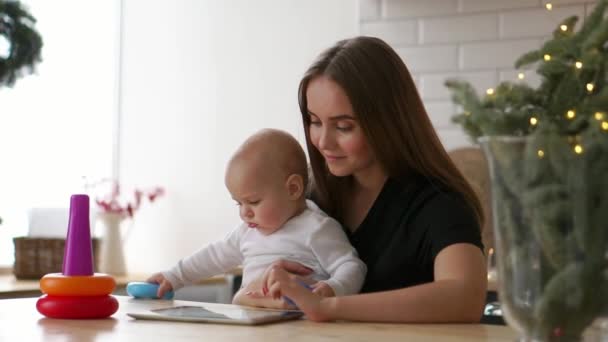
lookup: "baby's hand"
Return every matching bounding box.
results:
[146,273,174,298]
[233,287,294,309]
[311,282,335,298]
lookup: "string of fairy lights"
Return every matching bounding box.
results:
[480,1,608,157]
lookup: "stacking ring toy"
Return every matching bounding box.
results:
[40,273,116,296]
[36,295,119,319]
[126,282,174,299]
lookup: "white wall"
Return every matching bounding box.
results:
[119,0,358,273]
[120,0,598,273]
[359,0,596,150]
[0,0,118,266]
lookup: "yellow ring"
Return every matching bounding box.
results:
[40,273,116,296]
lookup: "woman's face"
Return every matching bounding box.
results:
[306,75,376,178]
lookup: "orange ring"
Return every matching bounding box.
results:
[40,273,116,296]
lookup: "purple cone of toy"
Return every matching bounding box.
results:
[62,194,94,276]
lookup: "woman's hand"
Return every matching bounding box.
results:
[232,278,294,309]
[311,281,335,298]
[146,272,174,298]
[266,266,335,322]
[260,260,314,295]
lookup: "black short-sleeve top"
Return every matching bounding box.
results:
[347,175,483,293]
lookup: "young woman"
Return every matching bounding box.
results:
[259,36,487,323]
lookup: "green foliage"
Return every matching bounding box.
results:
[445,80,540,142]
[0,0,43,88]
[451,2,608,339]
[482,135,608,340]
[446,0,608,143]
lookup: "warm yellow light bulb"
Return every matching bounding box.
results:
[575,61,583,69]
[574,144,583,154]
[544,54,551,61]
[587,83,595,92]
[545,3,553,10]
[560,24,568,31]
[537,150,545,158]
[530,117,538,126]
[518,72,525,80]
[566,110,576,119]
[602,122,608,131]
[486,88,495,95]
[595,112,605,120]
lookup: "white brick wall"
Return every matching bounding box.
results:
[421,14,498,44]
[459,0,541,13]
[460,39,542,69]
[500,6,585,38]
[358,0,597,150]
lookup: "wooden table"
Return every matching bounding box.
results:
[0,296,518,341]
[0,274,159,299]
[0,273,233,299]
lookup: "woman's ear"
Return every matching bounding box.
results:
[285,174,304,200]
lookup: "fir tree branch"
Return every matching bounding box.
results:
[0,0,43,88]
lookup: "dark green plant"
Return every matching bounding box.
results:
[446,0,608,142]
[445,80,542,139]
[0,0,43,88]
[447,1,608,340]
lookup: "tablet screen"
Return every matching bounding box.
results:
[147,305,302,324]
[155,306,231,320]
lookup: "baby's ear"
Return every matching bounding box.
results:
[285,174,304,200]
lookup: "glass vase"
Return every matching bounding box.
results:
[480,135,608,341]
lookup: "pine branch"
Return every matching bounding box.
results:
[552,16,579,38]
[578,0,608,38]
[515,50,542,69]
[0,0,43,88]
[582,19,608,51]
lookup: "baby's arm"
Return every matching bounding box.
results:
[310,218,367,296]
[160,227,244,291]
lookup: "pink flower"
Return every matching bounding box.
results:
[86,178,164,218]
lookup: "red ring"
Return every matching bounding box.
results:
[36,295,119,319]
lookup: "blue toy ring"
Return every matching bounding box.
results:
[126,282,174,299]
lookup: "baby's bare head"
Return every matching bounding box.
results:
[226,129,308,197]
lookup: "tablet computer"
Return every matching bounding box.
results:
[127,305,303,325]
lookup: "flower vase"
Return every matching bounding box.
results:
[97,212,127,276]
[480,135,608,341]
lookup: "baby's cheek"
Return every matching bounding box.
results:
[260,207,282,227]
[269,211,287,228]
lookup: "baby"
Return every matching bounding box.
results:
[148,128,366,308]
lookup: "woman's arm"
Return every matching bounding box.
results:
[267,243,487,323]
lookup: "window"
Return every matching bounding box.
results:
[0,0,119,266]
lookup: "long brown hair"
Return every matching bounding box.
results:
[298,36,484,228]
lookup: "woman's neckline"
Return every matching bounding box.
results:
[345,177,394,235]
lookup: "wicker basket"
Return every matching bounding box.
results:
[13,237,100,279]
